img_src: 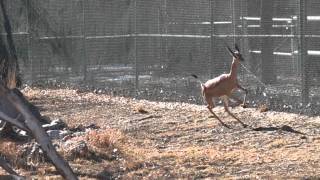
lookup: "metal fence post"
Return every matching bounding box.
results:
[164,0,168,75]
[231,0,236,44]
[158,3,161,74]
[26,0,33,84]
[82,0,88,82]
[291,17,297,73]
[209,0,214,78]
[261,0,276,84]
[299,0,309,104]
[232,0,241,46]
[134,0,139,91]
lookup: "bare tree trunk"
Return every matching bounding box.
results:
[0,0,23,137]
[0,0,20,88]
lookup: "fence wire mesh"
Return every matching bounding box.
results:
[2,0,320,114]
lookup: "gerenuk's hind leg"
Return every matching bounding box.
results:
[205,96,231,129]
[222,96,247,128]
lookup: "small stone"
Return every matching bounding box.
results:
[43,119,67,130]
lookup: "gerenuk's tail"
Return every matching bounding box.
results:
[191,74,207,102]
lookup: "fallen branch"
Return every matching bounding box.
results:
[0,112,29,133]
[129,115,162,123]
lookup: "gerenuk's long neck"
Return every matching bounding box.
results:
[229,58,239,79]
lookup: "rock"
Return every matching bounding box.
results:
[42,119,67,131]
[47,130,70,140]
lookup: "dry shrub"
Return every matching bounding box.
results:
[86,129,146,172]
[258,104,269,112]
[0,139,19,160]
[86,129,124,149]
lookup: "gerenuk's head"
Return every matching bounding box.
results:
[226,44,244,62]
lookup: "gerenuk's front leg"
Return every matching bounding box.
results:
[237,84,248,107]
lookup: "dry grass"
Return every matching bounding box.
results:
[0,140,19,160]
[87,129,124,149]
[0,87,319,179]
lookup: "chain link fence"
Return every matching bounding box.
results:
[2,0,320,114]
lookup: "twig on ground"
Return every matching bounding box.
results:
[129,115,162,123]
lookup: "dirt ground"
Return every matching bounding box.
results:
[1,86,320,179]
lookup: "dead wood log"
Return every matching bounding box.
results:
[0,112,29,133]
[0,84,78,180]
[0,88,47,136]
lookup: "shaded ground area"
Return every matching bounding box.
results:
[1,87,320,179]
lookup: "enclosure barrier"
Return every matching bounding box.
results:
[1,0,319,113]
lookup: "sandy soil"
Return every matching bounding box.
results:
[1,87,320,179]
